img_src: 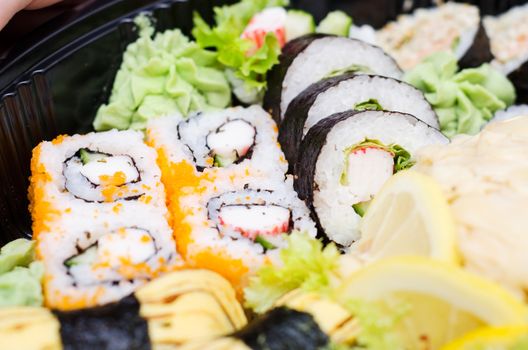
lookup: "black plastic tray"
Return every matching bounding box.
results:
[0,0,526,244]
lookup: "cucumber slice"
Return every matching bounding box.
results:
[316,11,353,37]
[355,99,384,111]
[79,149,106,165]
[255,235,277,250]
[285,10,315,42]
[352,200,371,217]
[64,246,97,267]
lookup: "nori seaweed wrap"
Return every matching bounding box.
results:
[233,307,330,350]
[54,295,150,350]
[263,34,402,124]
[279,73,438,171]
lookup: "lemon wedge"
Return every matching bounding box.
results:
[441,326,528,350]
[335,257,528,350]
[353,170,459,264]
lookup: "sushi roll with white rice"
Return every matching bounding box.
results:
[178,176,316,287]
[263,34,403,123]
[279,73,439,169]
[147,106,287,180]
[484,4,528,102]
[294,110,449,247]
[29,130,179,310]
[377,3,492,70]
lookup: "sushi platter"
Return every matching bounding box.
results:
[1,0,528,349]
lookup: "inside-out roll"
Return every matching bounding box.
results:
[294,110,448,247]
[29,130,179,310]
[377,3,492,70]
[147,105,287,180]
[176,176,316,289]
[263,34,403,123]
[279,73,438,168]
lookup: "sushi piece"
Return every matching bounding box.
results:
[29,130,179,310]
[294,110,448,247]
[263,34,403,123]
[176,176,316,289]
[29,130,167,207]
[180,308,331,350]
[279,73,439,169]
[0,270,247,349]
[491,105,528,123]
[147,106,287,180]
[484,4,528,102]
[377,3,493,71]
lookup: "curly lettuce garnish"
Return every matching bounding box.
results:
[244,231,340,313]
[344,300,408,350]
[192,0,289,102]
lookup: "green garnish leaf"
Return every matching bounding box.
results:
[244,231,340,313]
[392,144,415,172]
[344,299,409,350]
[192,0,288,103]
[354,99,383,112]
[255,235,277,250]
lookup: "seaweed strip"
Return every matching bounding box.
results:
[233,307,329,350]
[263,34,330,124]
[279,72,357,172]
[53,295,151,350]
[508,61,528,104]
[459,21,494,69]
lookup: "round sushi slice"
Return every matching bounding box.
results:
[30,130,165,205]
[176,175,316,289]
[148,105,287,180]
[377,3,492,71]
[38,210,178,310]
[294,110,449,247]
[279,73,438,169]
[263,34,403,123]
[484,4,528,102]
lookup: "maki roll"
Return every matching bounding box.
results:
[147,105,287,180]
[29,130,179,309]
[176,176,316,289]
[0,270,247,349]
[484,4,528,102]
[377,3,492,70]
[263,34,403,123]
[294,110,448,247]
[279,73,439,169]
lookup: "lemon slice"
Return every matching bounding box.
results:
[335,257,528,350]
[441,326,528,350]
[353,170,458,264]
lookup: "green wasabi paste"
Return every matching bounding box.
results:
[405,52,516,138]
[0,239,44,307]
[94,14,231,131]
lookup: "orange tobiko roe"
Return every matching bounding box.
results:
[149,142,252,293]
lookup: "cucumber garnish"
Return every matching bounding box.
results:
[255,235,277,250]
[64,246,97,267]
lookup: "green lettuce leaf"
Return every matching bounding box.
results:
[192,0,288,103]
[94,15,230,131]
[354,99,383,112]
[244,231,340,313]
[344,299,408,350]
[405,51,516,138]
